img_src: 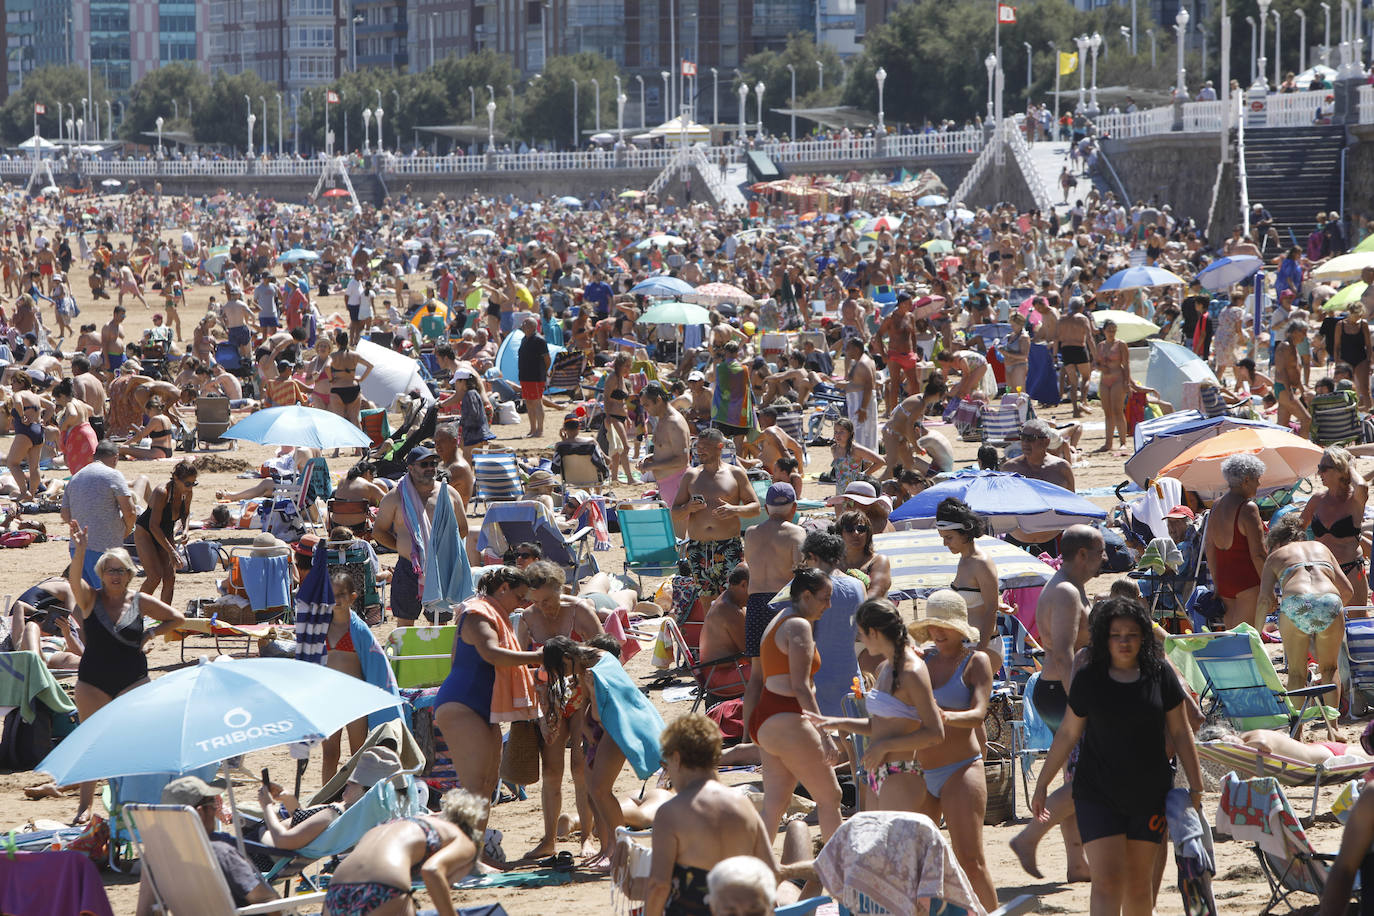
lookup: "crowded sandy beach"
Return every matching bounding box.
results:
[4,115,1374,916]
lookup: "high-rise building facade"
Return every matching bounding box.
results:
[206,0,344,92]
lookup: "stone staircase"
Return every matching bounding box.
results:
[1242,125,1345,246]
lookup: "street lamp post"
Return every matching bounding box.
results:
[1176,7,1191,96]
[571,78,579,149]
[1255,0,1270,89]
[1049,40,1060,138]
[1322,2,1331,67]
[350,12,363,72]
[661,71,670,122]
[754,81,765,138]
[276,93,283,156]
[468,86,475,121]
[1023,41,1032,90]
[636,75,646,129]
[1075,34,1088,111]
[80,98,87,141]
[1147,28,1156,69]
[1131,0,1138,53]
[155,116,163,159]
[613,74,622,118]
[737,81,747,138]
[591,78,600,131]
[617,93,626,144]
[260,96,267,156]
[244,94,252,156]
[429,13,436,68]
[1247,17,1258,84]
[985,53,996,121]
[786,64,796,139]
[362,108,372,154]
[104,100,111,140]
[875,67,887,132]
[1199,22,1208,85]
[375,106,383,155]
[1297,8,1307,74]
[710,67,718,126]
[1272,8,1281,88]
[1089,32,1102,114]
[816,59,824,92]
[392,89,399,152]
[486,100,496,151]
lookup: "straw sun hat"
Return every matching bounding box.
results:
[908,589,980,643]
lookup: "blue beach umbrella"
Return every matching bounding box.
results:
[556,196,583,207]
[1195,255,1263,292]
[917,194,949,207]
[630,276,695,298]
[889,470,1106,534]
[277,248,320,264]
[1143,340,1220,417]
[38,657,403,784]
[223,405,373,449]
[1098,265,1188,291]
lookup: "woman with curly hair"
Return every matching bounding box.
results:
[1031,597,1203,916]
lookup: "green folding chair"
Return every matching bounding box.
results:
[385,625,458,689]
[618,503,682,591]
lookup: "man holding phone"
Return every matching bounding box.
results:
[671,429,759,610]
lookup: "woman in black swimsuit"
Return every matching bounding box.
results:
[133,459,197,605]
[119,396,177,460]
[603,353,636,485]
[5,371,53,501]
[1336,303,1373,411]
[67,522,184,824]
[328,329,375,428]
[1300,445,1370,611]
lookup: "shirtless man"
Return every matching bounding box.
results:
[881,392,930,477]
[639,385,691,510]
[843,337,879,451]
[679,372,712,426]
[1001,418,1076,556]
[432,423,475,506]
[700,563,750,671]
[221,291,258,360]
[753,406,805,476]
[644,713,780,916]
[670,429,760,608]
[101,306,128,375]
[1056,297,1096,417]
[839,287,868,342]
[374,447,464,625]
[740,482,806,659]
[876,293,919,412]
[1274,323,1311,437]
[1009,525,1104,883]
[69,355,107,440]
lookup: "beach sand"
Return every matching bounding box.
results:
[0,259,1349,915]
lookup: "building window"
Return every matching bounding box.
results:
[288,0,332,17]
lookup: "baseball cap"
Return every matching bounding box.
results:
[687,370,706,382]
[765,482,797,507]
[1164,505,1197,521]
[162,775,224,807]
[453,367,475,380]
[405,446,438,465]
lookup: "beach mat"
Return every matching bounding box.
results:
[455,869,573,889]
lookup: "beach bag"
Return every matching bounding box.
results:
[257,498,307,543]
[0,531,35,549]
[650,625,675,669]
[983,742,1015,825]
[951,399,983,442]
[1125,389,1149,434]
[0,705,52,769]
[183,540,228,573]
[499,720,541,786]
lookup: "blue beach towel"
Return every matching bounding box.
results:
[589,654,664,779]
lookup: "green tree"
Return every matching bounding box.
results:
[191,70,283,150]
[0,65,109,145]
[121,62,209,143]
[739,34,845,137]
[516,52,623,150]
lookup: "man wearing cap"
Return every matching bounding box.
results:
[1010,524,1104,882]
[375,446,465,625]
[134,776,279,915]
[672,428,759,606]
[741,482,806,657]
[639,385,691,508]
[876,293,919,412]
[678,371,712,427]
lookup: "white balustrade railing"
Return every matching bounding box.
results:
[1359,85,1374,124]
[1003,123,1054,212]
[1182,100,1226,132]
[1265,89,1329,127]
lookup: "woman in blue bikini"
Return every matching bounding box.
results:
[323,788,486,916]
[908,589,997,912]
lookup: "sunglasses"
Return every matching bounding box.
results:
[515,551,536,560]
[416,460,439,468]
[1020,433,1048,441]
[842,524,870,533]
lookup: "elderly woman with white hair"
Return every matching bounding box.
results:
[1204,453,1269,629]
[706,856,776,916]
[66,522,185,825]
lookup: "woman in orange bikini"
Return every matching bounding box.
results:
[1204,454,1268,629]
[746,566,843,841]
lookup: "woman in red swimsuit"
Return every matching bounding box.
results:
[322,572,367,782]
[1204,454,1268,630]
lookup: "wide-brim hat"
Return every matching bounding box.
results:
[908,589,980,643]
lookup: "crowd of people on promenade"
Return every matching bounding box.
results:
[9,154,1374,916]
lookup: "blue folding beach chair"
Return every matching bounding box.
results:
[1344,614,1374,717]
[470,450,523,514]
[478,501,598,584]
[1175,629,1336,737]
[1012,674,1054,817]
[618,503,682,591]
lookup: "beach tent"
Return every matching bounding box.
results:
[494,328,566,384]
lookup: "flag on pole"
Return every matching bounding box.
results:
[1059,51,1079,75]
[997,4,1017,23]
[681,60,697,77]
[33,103,45,115]
[326,91,340,104]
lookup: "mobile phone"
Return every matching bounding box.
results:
[691,494,706,504]
[261,768,270,787]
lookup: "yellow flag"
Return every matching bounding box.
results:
[1059,51,1078,76]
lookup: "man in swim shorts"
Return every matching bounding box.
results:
[671,429,758,611]
[741,483,806,657]
[639,385,691,509]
